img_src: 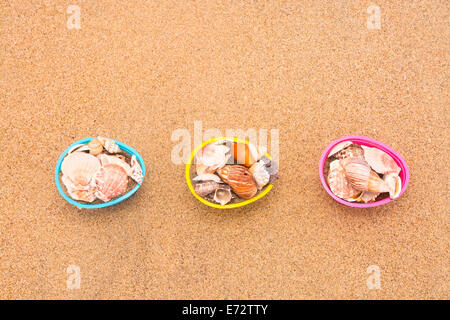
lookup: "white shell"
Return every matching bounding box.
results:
[61,152,101,187]
[213,187,232,205]
[249,161,270,190]
[130,155,143,184]
[195,143,230,174]
[383,173,402,199]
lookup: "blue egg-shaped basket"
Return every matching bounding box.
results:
[55,137,145,209]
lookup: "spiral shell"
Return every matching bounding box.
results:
[94,164,128,202]
[341,157,389,193]
[217,165,257,199]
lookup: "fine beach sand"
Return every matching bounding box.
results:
[0,1,448,299]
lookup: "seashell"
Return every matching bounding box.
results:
[194,181,220,197]
[130,155,144,184]
[193,173,221,183]
[335,146,364,160]
[98,136,121,154]
[61,175,97,202]
[328,141,352,158]
[94,164,128,202]
[327,160,360,199]
[249,161,270,190]
[383,173,402,199]
[88,138,104,156]
[213,185,232,205]
[232,143,266,167]
[341,157,390,193]
[361,145,400,175]
[217,165,257,199]
[61,152,101,188]
[195,143,230,174]
[97,154,131,175]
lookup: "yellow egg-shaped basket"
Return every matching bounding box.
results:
[185,137,273,209]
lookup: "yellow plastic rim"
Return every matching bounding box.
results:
[185,137,273,209]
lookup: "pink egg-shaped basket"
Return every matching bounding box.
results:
[319,136,410,208]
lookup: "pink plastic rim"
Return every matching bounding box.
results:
[319,136,410,208]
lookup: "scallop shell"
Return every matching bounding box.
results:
[232,143,266,167]
[97,154,132,175]
[327,160,360,199]
[217,165,257,199]
[361,145,400,175]
[341,157,390,193]
[335,146,364,160]
[194,181,220,197]
[61,152,101,188]
[98,137,121,154]
[94,164,128,202]
[88,138,104,156]
[249,161,270,190]
[130,155,143,184]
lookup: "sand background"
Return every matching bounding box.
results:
[0,1,448,299]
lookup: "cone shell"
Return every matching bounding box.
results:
[327,160,360,199]
[232,143,266,167]
[61,152,101,188]
[217,165,257,199]
[94,164,128,202]
[341,157,389,193]
[88,138,103,156]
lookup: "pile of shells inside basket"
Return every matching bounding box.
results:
[191,139,278,205]
[60,137,143,203]
[325,141,402,203]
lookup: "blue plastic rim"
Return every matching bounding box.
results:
[55,137,146,209]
